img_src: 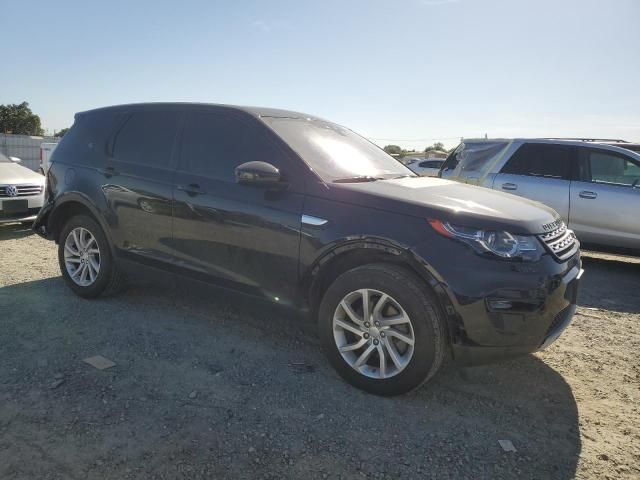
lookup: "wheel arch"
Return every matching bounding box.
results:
[47,193,115,252]
[306,238,450,318]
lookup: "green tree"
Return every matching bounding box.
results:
[56,127,70,137]
[424,142,445,153]
[383,144,403,156]
[0,102,44,135]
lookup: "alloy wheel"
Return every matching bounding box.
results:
[64,227,101,287]
[333,289,415,379]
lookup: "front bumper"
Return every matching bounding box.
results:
[413,236,582,366]
[0,193,45,225]
[0,209,40,224]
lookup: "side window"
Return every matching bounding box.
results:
[579,149,640,187]
[113,111,181,168]
[501,144,571,179]
[180,111,283,181]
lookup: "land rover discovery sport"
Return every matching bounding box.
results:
[34,103,582,395]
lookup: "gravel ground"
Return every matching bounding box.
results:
[0,223,638,480]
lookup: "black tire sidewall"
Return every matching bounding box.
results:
[318,264,445,396]
[57,215,114,298]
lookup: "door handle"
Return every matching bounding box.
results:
[579,191,598,199]
[99,166,118,177]
[177,183,206,196]
[501,183,518,191]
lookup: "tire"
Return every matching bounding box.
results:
[318,263,447,396]
[57,214,126,298]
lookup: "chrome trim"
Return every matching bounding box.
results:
[301,214,328,226]
[537,221,578,261]
[0,184,44,197]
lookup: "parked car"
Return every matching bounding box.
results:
[39,142,58,175]
[401,157,419,166]
[440,138,640,252]
[407,158,445,177]
[34,104,582,395]
[0,152,46,225]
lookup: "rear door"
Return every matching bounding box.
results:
[569,148,640,248]
[171,108,305,304]
[103,108,181,266]
[492,143,573,219]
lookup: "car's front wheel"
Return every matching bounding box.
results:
[318,263,447,396]
[57,214,125,298]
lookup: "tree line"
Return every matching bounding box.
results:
[0,102,69,137]
[383,142,450,157]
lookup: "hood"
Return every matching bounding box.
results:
[321,176,560,235]
[0,162,45,184]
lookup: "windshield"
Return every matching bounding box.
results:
[0,152,11,163]
[262,116,415,182]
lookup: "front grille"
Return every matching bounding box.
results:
[537,222,578,261]
[0,184,43,197]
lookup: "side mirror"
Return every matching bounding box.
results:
[9,156,21,163]
[235,161,288,189]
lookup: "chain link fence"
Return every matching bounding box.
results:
[0,133,60,172]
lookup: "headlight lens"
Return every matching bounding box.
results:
[428,219,542,261]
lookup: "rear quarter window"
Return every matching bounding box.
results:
[53,111,120,167]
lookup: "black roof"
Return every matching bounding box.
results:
[76,102,324,121]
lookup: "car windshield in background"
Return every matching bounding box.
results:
[0,153,11,163]
[262,116,414,182]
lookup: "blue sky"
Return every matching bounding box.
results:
[2,0,639,148]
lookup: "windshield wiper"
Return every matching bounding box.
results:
[332,176,383,183]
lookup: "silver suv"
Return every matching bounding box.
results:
[440,138,640,251]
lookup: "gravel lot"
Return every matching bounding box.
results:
[1,223,638,479]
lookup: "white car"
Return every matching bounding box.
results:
[407,158,444,177]
[0,152,46,225]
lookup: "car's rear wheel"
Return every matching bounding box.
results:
[57,215,125,298]
[318,263,447,396]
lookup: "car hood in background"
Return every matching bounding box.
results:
[0,162,45,184]
[323,176,560,235]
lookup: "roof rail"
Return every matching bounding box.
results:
[543,138,629,143]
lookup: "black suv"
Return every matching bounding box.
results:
[34,103,582,395]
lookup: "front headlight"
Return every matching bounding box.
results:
[428,219,542,262]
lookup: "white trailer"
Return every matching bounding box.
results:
[39,142,58,175]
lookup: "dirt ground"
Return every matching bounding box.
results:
[0,223,638,480]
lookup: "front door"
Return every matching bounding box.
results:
[569,148,640,249]
[491,143,573,220]
[171,108,304,304]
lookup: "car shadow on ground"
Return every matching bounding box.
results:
[1,276,580,479]
[579,254,640,314]
[0,222,35,241]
